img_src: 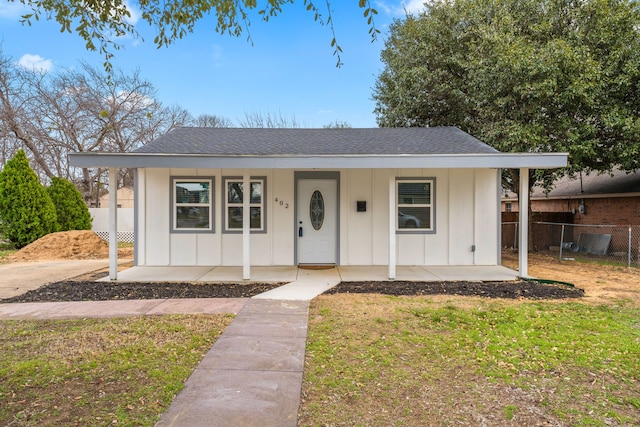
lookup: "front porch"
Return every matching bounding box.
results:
[104,264,520,283]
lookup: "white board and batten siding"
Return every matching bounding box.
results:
[136,167,499,267]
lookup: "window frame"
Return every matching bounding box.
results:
[396,178,436,234]
[222,176,267,234]
[170,177,215,233]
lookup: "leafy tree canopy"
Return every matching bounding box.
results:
[10,0,380,68]
[0,149,57,248]
[373,0,640,188]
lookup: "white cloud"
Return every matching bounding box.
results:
[123,0,140,25]
[402,0,428,14]
[375,0,428,16]
[17,54,53,73]
[0,0,29,19]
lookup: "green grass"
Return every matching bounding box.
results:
[0,315,233,426]
[300,297,640,426]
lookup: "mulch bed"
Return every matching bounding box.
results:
[1,279,584,303]
[326,280,584,299]
[1,281,284,303]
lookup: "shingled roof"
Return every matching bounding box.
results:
[133,127,500,156]
[69,126,567,169]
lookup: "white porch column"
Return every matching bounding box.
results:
[242,174,250,280]
[108,167,118,280]
[388,175,396,280]
[518,168,529,277]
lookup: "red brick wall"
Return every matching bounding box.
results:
[502,196,640,226]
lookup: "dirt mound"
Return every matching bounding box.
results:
[6,230,132,262]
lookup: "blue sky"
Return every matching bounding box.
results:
[0,1,425,128]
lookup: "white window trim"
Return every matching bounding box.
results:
[223,176,267,233]
[171,177,215,233]
[396,178,435,234]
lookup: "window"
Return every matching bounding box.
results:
[397,179,434,232]
[172,178,214,232]
[224,177,266,232]
[505,202,513,213]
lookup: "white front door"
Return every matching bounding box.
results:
[297,179,337,264]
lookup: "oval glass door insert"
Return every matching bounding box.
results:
[310,190,325,230]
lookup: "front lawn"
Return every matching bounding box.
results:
[299,295,640,426]
[0,314,232,426]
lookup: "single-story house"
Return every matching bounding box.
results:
[502,169,640,226]
[69,127,567,280]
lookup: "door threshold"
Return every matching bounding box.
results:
[298,264,336,270]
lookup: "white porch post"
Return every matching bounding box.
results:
[518,168,529,277]
[242,174,250,280]
[388,175,396,280]
[108,167,118,280]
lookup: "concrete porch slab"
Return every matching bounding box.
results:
[101,266,214,282]
[198,266,298,283]
[337,265,442,281]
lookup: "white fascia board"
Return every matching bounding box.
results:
[68,152,568,169]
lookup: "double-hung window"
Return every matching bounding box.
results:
[224,177,266,232]
[172,178,214,232]
[396,178,435,232]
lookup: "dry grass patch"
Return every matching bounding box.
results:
[0,314,233,426]
[299,294,640,426]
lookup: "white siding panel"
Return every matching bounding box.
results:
[424,169,449,264]
[372,169,391,265]
[250,234,271,265]
[170,234,197,265]
[145,168,170,265]
[398,234,425,265]
[345,170,373,265]
[197,234,221,265]
[136,169,146,265]
[222,234,243,266]
[271,170,294,265]
[474,169,499,264]
[449,169,475,265]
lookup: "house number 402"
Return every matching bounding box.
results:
[274,197,289,208]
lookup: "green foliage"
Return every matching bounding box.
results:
[373,0,640,181]
[0,150,58,248]
[47,177,92,231]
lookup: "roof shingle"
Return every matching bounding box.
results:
[133,127,500,156]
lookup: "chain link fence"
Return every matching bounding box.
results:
[502,222,640,267]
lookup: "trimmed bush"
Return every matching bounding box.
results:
[47,177,92,231]
[0,150,58,248]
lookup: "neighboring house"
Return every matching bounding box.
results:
[69,127,567,279]
[502,169,640,226]
[99,186,135,208]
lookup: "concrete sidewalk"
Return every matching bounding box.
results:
[0,260,111,299]
[155,299,309,427]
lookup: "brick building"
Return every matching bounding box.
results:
[502,170,640,226]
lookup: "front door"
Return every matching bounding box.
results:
[297,179,337,264]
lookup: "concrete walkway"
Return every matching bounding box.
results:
[155,299,309,427]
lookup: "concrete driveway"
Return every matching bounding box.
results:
[0,260,110,299]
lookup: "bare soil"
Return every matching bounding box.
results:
[501,250,640,305]
[2,230,133,262]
